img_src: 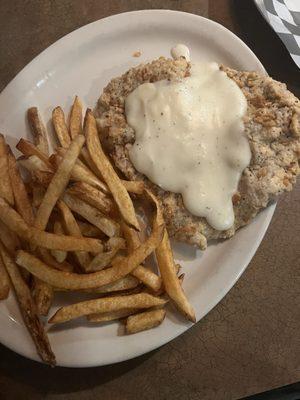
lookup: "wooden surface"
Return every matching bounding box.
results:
[0,1,299,399]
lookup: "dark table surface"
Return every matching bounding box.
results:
[0,1,299,400]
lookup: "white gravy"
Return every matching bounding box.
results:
[125,57,250,231]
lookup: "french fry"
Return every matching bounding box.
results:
[77,221,105,238]
[110,257,162,293]
[8,141,47,315]
[82,275,139,294]
[60,153,141,196]
[54,151,109,193]
[0,90,207,361]
[0,134,14,205]
[101,240,120,255]
[72,156,109,193]
[130,265,162,292]
[85,110,139,230]
[16,138,53,170]
[48,153,57,167]
[32,170,53,188]
[34,135,85,231]
[32,278,53,316]
[106,237,126,251]
[18,155,51,173]
[28,153,109,199]
[62,192,120,237]
[0,254,10,299]
[80,147,99,175]
[69,96,82,139]
[56,167,138,198]
[15,221,164,290]
[27,107,49,155]
[49,293,167,324]
[52,106,71,148]
[126,309,166,334]
[155,229,196,322]
[24,181,33,195]
[122,181,144,195]
[37,247,73,272]
[0,198,103,252]
[81,110,102,176]
[87,308,139,323]
[0,93,202,359]
[146,189,196,322]
[86,237,126,271]
[151,272,185,297]
[122,222,141,253]
[66,182,114,215]
[7,145,39,306]
[32,185,45,208]
[57,200,91,270]
[50,220,67,263]
[0,241,55,365]
[121,221,162,292]
[56,275,140,294]
[0,219,20,253]
[7,147,35,226]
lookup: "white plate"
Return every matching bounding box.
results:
[0,10,275,367]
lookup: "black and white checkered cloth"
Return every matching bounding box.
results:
[261,0,300,68]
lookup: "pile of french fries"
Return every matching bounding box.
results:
[0,97,195,366]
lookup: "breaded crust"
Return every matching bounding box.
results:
[96,57,300,249]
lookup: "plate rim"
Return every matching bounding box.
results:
[0,9,276,368]
[0,9,266,97]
